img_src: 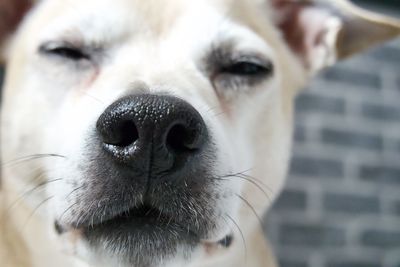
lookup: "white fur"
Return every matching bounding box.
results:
[2,0,398,267]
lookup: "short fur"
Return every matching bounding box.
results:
[1,0,399,267]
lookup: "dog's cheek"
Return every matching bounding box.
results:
[204,116,254,231]
[247,90,293,208]
[43,95,106,220]
[212,79,294,221]
[1,90,55,187]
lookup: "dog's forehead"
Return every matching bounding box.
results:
[32,0,270,45]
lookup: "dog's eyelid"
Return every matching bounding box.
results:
[211,52,274,83]
[225,55,274,75]
[40,41,80,52]
[38,41,91,61]
[205,44,274,78]
[231,53,271,65]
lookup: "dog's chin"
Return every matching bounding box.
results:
[70,205,200,266]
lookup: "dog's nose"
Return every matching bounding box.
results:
[96,94,208,174]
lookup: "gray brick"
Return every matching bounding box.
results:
[295,93,345,114]
[273,190,307,211]
[397,76,400,91]
[321,128,383,151]
[290,156,344,179]
[360,165,400,185]
[361,229,400,249]
[294,124,306,143]
[0,67,3,83]
[362,103,400,122]
[392,201,400,215]
[327,260,381,267]
[323,193,380,214]
[322,67,381,90]
[278,259,307,267]
[369,46,400,64]
[387,139,400,154]
[279,224,345,247]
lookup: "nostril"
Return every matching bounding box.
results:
[166,124,198,153]
[102,120,139,147]
[115,120,139,147]
[166,124,189,153]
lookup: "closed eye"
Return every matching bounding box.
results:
[206,44,275,92]
[220,60,273,77]
[39,42,90,61]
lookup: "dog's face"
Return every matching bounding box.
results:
[1,0,399,266]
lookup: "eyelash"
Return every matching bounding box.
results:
[220,60,274,78]
[208,46,274,82]
[39,42,90,61]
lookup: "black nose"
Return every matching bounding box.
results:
[96,94,208,175]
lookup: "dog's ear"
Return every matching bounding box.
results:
[0,0,34,63]
[271,0,400,73]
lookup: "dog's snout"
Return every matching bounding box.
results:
[96,94,208,174]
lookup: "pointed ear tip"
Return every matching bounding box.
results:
[335,15,400,60]
[378,20,400,41]
[340,0,400,30]
[350,5,400,45]
[377,15,400,32]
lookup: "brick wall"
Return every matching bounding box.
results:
[264,38,400,267]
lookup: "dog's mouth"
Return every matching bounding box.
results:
[56,201,232,265]
[78,203,199,239]
[86,204,175,228]
[78,204,191,232]
[58,203,201,265]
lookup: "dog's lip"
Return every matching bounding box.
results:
[60,203,207,244]
[71,204,175,230]
[104,204,173,227]
[54,204,178,234]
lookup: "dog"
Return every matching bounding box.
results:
[1,0,399,266]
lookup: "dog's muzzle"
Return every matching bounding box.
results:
[59,94,221,265]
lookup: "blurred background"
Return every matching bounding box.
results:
[264,1,400,267]
[0,1,399,267]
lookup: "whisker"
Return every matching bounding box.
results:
[29,170,48,184]
[81,92,106,106]
[212,111,227,118]
[219,213,233,232]
[225,214,247,266]
[235,193,264,229]
[203,104,228,118]
[222,168,266,189]
[228,168,255,178]
[217,174,272,201]
[66,184,85,200]
[82,201,96,229]
[2,154,67,168]
[60,177,96,223]
[21,196,54,231]
[5,178,63,214]
[60,202,78,222]
[236,172,273,195]
[99,202,109,226]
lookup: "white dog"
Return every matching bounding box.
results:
[0,0,399,267]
